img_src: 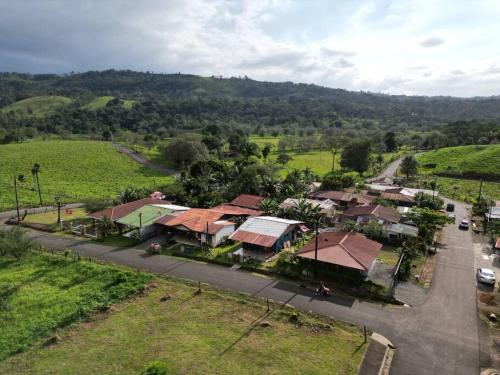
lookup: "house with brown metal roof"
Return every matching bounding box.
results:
[340,205,418,240]
[88,198,169,222]
[296,231,382,273]
[229,194,265,210]
[341,204,401,225]
[157,208,235,248]
[229,216,305,258]
[310,190,375,207]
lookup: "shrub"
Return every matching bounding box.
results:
[141,360,168,375]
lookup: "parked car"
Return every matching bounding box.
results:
[476,268,496,285]
[447,212,456,223]
[446,203,455,212]
[459,219,470,230]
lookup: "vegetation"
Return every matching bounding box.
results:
[0,251,150,360]
[416,144,500,181]
[0,276,366,374]
[400,155,418,179]
[82,96,135,110]
[1,71,500,146]
[0,95,73,118]
[0,140,173,210]
[23,208,87,226]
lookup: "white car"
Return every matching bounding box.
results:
[459,219,469,230]
[476,268,496,285]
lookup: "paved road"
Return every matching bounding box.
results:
[368,157,403,182]
[112,142,177,176]
[1,199,484,374]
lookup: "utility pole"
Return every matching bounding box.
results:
[432,177,437,203]
[478,179,483,202]
[13,176,20,221]
[314,214,320,280]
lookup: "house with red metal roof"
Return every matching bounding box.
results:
[157,208,235,248]
[229,216,305,258]
[229,194,265,210]
[296,231,382,274]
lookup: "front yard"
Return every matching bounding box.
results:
[0,255,368,375]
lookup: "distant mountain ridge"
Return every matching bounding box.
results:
[1,70,500,126]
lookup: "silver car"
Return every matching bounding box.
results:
[476,268,496,285]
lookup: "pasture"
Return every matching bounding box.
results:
[82,96,136,110]
[0,96,73,117]
[416,144,500,181]
[0,267,366,374]
[0,140,174,210]
[0,253,150,361]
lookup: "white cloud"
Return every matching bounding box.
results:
[0,0,499,96]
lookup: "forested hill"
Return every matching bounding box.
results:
[2,70,500,124]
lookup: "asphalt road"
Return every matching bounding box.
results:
[1,199,483,374]
[112,142,177,176]
[368,157,403,182]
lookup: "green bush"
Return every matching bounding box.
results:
[141,360,168,375]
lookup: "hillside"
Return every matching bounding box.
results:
[0,95,73,117]
[0,140,173,210]
[416,144,500,180]
[1,70,500,125]
[82,96,136,110]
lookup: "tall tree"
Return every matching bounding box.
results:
[31,163,42,205]
[384,131,397,152]
[340,140,371,175]
[277,153,292,166]
[400,155,418,179]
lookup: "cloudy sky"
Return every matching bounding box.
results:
[1,0,500,97]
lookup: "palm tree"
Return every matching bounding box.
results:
[31,163,42,205]
[96,216,114,238]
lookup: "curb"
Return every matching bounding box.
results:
[358,333,395,375]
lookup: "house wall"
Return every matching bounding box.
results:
[212,224,236,247]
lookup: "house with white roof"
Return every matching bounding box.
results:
[279,198,337,218]
[229,216,306,257]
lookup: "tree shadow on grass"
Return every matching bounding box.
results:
[219,294,296,357]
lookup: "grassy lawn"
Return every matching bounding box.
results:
[24,208,88,226]
[0,253,150,361]
[0,275,367,375]
[82,96,136,110]
[0,96,73,117]
[416,144,500,180]
[377,246,400,267]
[0,140,174,210]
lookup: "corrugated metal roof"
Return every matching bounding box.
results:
[211,204,263,216]
[160,208,227,233]
[229,194,265,210]
[230,230,277,247]
[342,205,401,224]
[495,237,500,249]
[229,216,302,246]
[116,205,172,228]
[151,204,190,211]
[88,198,168,221]
[296,231,382,271]
[280,198,337,210]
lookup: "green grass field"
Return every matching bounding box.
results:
[24,208,88,227]
[82,96,136,110]
[0,96,73,117]
[0,140,174,210]
[0,269,366,374]
[415,176,500,201]
[0,253,150,361]
[416,144,500,180]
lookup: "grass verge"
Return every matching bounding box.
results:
[0,253,150,360]
[0,275,367,374]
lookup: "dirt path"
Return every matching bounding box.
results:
[112,142,177,176]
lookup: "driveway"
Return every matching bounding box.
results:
[1,199,484,374]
